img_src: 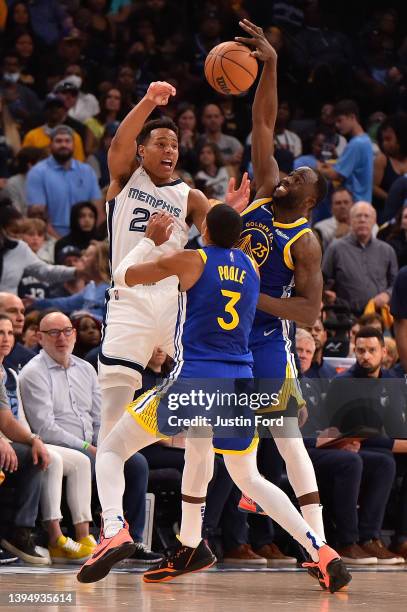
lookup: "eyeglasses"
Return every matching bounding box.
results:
[39,327,74,338]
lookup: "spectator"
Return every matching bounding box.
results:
[22,95,85,162]
[195,143,229,201]
[19,311,162,563]
[4,2,34,45]
[391,266,407,374]
[175,103,199,174]
[198,103,243,167]
[383,173,407,223]
[1,52,41,123]
[13,32,42,93]
[317,103,347,159]
[382,205,407,268]
[318,100,374,202]
[71,313,101,359]
[28,241,109,322]
[50,246,85,299]
[373,114,407,222]
[298,328,401,564]
[27,0,67,48]
[0,314,50,565]
[26,125,102,238]
[322,202,398,315]
[1,147,46,215]
[86,122,118,189]
[313,187,353,251]
[307,319,337,388]
[358,313,384,333]
[20,218,55,264]
[21,311,40,352]
[383,337,399,370]
[54,201,98,263]
[0,91,21,181]
[324,327,407,560]
[85,88,123,152]
[0,202,81,294]
[274,100,302,158]
[293,131,325,170]
[55,74,99,124]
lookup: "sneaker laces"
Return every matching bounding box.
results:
[62,538,81,553]
[134,542,149,553]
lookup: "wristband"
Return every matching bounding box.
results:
[114,237,156,286]
[83,441,90,450]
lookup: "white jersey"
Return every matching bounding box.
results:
[107,166,190,286]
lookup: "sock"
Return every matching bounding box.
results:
[301,503,326,541]
[103,515,125,539]
[179,501,205,548]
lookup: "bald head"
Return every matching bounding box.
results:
[350,201,376,244]
[38,311,76,367]
[0,292,25,335]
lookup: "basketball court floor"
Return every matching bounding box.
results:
[1,564,406,611]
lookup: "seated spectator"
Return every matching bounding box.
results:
[19,311,162,563]
[49,246,86,299]
[22,95,85,162]
[298,328,401,564]
[0,202,83,295]
[1,147,46,215]
[71,312,101,359]
[294,131,326,170]
[195,143,230,201]
[26,126,102,238]
[358,312,384,333]
[274,100,302,158]
[20,217,55,264]
[383,337,399,370]
[307,319,337,391]
[322,202,398,315]
[55,74,100,124]
[175,103,199,175]
[54,201,98,263]
[373,114,407,223]
[313,188,353,251]
[29,240,109,321]
[198,103,243,167]
[318,100,373,202]
[324,327,407,560]
[0,91,21,184]
[381,205,407,268]
[383,173,407,223]
[85,88,123,153]
[0,52,41,124]
[0,314,50,565]
[317,103,347,159]
[21,311,40,352]
[86,122,118,189]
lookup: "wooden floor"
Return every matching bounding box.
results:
[1,566,406,611]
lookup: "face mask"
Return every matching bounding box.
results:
[4,72,20,83]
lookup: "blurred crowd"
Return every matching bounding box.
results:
[1,0,407,569]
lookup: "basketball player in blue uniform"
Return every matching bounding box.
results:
[77,206,350,592]
[234,20,332,579]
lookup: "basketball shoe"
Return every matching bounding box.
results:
[49,535,95,564]
[77,517,136,583]
[143,539,216,583]
[303,544,352,593]
[238,492,266,515]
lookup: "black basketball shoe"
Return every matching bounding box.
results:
[143,539,216,583]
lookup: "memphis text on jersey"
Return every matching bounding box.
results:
[128,187,181,217]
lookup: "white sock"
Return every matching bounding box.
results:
[301,503,325,541]
[179,501,205,548]
[104,515,125,539]
[224,450,324,562]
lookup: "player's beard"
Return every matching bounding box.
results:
[272,188,299,209]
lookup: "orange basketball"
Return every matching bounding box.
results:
[204,41,258,95]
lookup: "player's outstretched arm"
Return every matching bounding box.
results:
[257,232,322,326]
[107,81,176,193]
[236,19,279,199]
[123,250,204,290]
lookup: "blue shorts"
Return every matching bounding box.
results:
[250,330,304,416]
[127,360,258,454]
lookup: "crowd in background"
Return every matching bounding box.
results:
[1,0,407,568]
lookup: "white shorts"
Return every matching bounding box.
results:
[99,280,179,389]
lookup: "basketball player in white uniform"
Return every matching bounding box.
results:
[98,81,249,441]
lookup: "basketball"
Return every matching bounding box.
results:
[204,41,258,96]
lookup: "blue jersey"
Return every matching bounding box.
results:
[238,197,312,344]
[180,246,259,365]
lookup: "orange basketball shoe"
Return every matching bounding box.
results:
[77,517,136,583]
[303,544,352,593]
[238,493,266,515]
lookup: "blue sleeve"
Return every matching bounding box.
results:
[26,166,46,206]
[334,141,358,179]
[87,167,102,200]
[33,291,84,314]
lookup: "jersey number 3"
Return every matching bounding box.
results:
[129,207,150,232]
[217,290,241,331]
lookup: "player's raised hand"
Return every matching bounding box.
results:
[225,172,251,213]
[146,81,176,106]
[235,19,277,63]
[146,212,174,246]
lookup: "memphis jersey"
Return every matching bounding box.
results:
[181,246,259,364]
[238,197,312,339]
[107,166,189,288]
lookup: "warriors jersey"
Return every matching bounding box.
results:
[238,197,312,341]
[107,166,190,290]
